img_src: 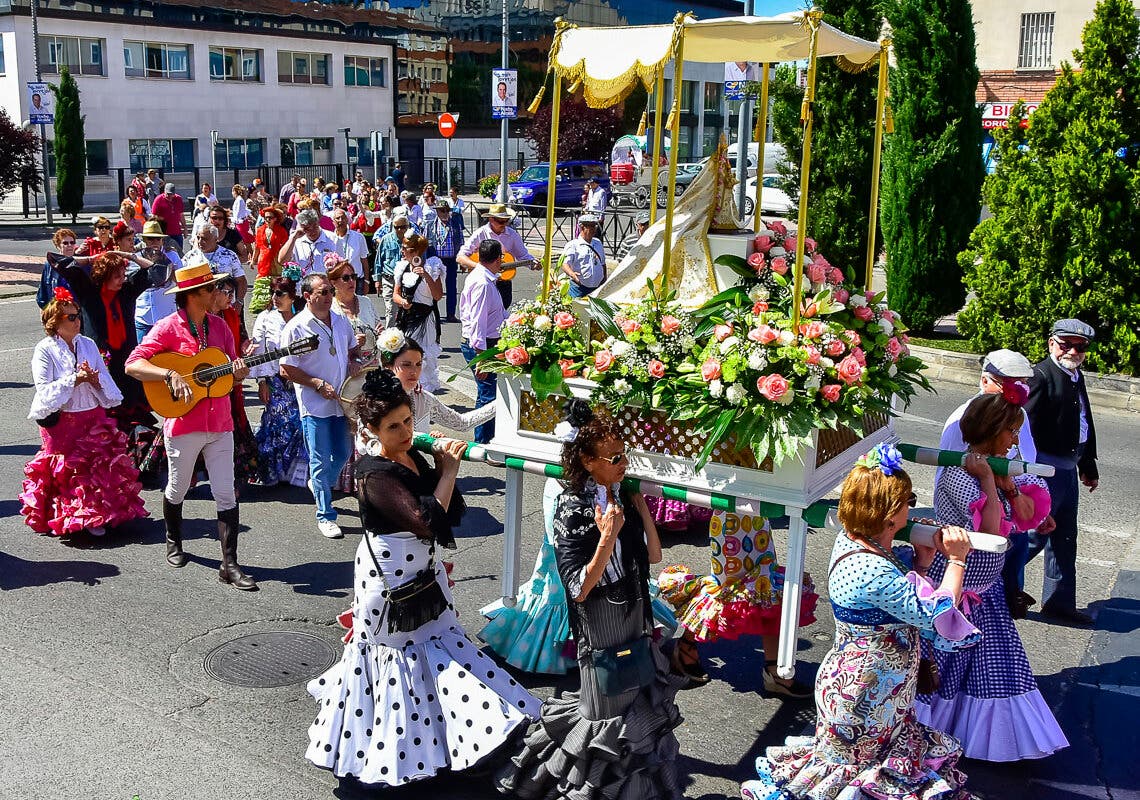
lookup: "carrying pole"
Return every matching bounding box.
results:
[865,39,891,292]
[752,63,770,232]
[790,8,823,330]
[660,14,687,291]
[649,69,665,225]
[540,73,562,302]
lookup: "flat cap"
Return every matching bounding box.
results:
[634,211,651,225]
[1051,318,1095,340]
[578,212,601,224]
[982,349,1034,379]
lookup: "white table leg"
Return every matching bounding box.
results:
[776,507,809,679]
[501,468,524,607]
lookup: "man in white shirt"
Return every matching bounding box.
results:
[559,213,606,297]
[458,239,507,444]
[280,273,361,539]
[183,223,246,304]
[279,209,336,276]
[400,191,424,228]
[330,208,369,293]
[457,203,533,309]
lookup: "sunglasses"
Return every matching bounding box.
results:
[309,288,334,297]
[908,492,917,508]
[272,289,292,297]
[596,446,630,466]
[95,225,111,230]
[335,274,356,282]
[63,313,80,322]
[60,240,77,246]
[392,225,408,231]
[1054,338,1089,353]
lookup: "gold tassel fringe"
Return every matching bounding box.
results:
[526,85,547,115]
[636,110,648,137]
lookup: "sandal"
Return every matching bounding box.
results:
[670,637,711,687]
[763,660,812,700]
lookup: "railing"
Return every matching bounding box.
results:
[459,200,640,255]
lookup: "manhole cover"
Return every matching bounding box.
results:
[203,631,337,688]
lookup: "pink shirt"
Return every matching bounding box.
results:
[128,309,237,437]
[151,193,185,235]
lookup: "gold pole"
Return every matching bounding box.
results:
[540,72,562,303]
[791,9,823,330]
[649,69,665,225]
[752,63,770,233]
[865,39,890,293]
[661,15,687,291]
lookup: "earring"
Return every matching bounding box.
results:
[358,426,383,457]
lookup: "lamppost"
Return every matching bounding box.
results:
[497,0,509,204]
[339,126,351,185]
[369,129,380,184]
[30,0,52,224]
[209,130,219,198]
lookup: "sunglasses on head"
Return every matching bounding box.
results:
[1055,338,1089,353]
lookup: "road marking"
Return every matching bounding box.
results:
[898,411,943,426]
[0,345,34,355]
[0,296,34,306]
[1078,682,1140,698]
[1080,524,1131,539]
[1076,556,1116,568]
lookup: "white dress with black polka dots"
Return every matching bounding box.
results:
[305,527,539,785]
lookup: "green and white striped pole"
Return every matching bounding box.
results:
[897,442,1055,478]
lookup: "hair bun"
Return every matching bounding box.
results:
[563,398,594,428]
[362,368,405,402]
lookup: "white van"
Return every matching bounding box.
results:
[726,141,787,175]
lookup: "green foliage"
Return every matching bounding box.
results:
[766,0,882,282]
[524,96,624,162]
[880,0,983,332]
[476,169,521,198]
[51,67,86,222]
[958,0,1140,374]
[0,108,40,201]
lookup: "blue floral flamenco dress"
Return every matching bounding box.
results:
[255,375,309,487]
[479,479,677,675]
[741,534,981,800]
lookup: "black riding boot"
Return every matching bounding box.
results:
[163,498,187,568]
[217,507,257,591]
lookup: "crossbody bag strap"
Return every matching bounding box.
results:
[827,547,879,579]
[360,527,436,594]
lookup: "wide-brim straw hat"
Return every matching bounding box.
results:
[165,258,229,295]
[482,202,517,220]
[141,220,166,238]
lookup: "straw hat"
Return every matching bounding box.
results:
[165,257,229,295]
[482,203,517,220]
[141,220,166,238]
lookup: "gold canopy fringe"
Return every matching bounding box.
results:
[836,52,882,74]
[665,104,677,131]
[526,85,546,115]
[524,18,573,113]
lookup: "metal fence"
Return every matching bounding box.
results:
[458,200,640,256]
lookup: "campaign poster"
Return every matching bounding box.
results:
[28,82,54,125]
[724,62,761,101]
[491,68,518,120]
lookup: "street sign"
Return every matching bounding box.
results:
[437,112,458,139]
[27,82,53,125]
[491,68,518,120]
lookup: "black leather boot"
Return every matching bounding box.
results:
[217,507,257,591]
[163,498,187,568]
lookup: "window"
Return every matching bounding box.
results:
[432,97,442,112]
[129,138,196,172]
[214,138,266,169]
[39,35,105,76]
[345,55,388,88]
[348,137,378,166]
[0,37,6,75]
[1018,12,1055,69]
[279,50,330,85]
[430,67,443,81]
[703,82,722,113]
[280,137,333,167]
[124,41,191,80]
[45,139,110,176]
[680,80,696,113]
[209,46,261,82]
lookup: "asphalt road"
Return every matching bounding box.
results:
[0,264,1136,800]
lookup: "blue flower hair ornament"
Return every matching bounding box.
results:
[281,263,302,283]
[856,442,904,476]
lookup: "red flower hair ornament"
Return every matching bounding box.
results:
[1002,380,1029,407]
[53,287,74,304]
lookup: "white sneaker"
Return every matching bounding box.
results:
[317,520,343,539]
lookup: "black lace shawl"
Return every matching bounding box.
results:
[354,452,463,549]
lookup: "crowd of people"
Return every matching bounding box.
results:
[18,167,1105,798]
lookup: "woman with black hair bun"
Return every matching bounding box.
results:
[498,399,685,799]
[305,369,538,787]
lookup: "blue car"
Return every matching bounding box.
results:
[508,160,609,212]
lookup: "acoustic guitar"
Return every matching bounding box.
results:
[498,252,542,282]
[143,335,319,419]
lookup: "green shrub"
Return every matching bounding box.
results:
[477,169,521,199]
[51,67,86,222]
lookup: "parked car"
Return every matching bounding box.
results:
[742,174,796,218]
[655,162,702,207]
[508,160,609,211]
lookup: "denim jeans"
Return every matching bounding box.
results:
[1027,465,1080,610]
[135,322,153,345]
[300,414,351,522]
[568,281,596,298]
[460,341,497,444]
[441,256,459,318]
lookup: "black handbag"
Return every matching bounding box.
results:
[590,635,655,696]
[35,411,61,428]
[362,528,448,634]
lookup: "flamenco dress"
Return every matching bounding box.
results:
[306,451,538,786]
[914,467,1068,762]
[741,534,981,800]
[21,334,149,536]
[250,309,309,486]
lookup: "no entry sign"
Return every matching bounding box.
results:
[437,112,458,139]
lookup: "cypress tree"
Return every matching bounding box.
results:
[879,0,983,331]
[958,0,1140,374]
[51,67,86,223]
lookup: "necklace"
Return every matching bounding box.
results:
[313,316,337,356]
[187,315,209,352]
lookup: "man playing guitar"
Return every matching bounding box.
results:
[457,203,536,310]
[126,259,257,590]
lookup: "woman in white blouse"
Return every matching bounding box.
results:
[250,272,309,487]
[380,331,494,435]
[391,234,444,392]
[327,257,383,364]
[20,289,148,537]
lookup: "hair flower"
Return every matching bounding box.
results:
[553,421,579,442]
[53,287,75,303]
[856,442,904,476]
[1002,380,1029,407]
[376,327,406,354]
[322,252,341,269]
[281,264,302,282]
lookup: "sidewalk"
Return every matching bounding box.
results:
[0,254,42,299]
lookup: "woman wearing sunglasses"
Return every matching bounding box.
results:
[76,216,116,259]
[390,234,444,392]
[20,288,147,538]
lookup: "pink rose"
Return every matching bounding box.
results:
[753,234,774,253]
[804,237,817,253]
[845,330,861,347]
[825,339,846,357]
[802,345,821,365]
[747,252,766,272]
[828,267,846,285]
[748,324,779,345]
[559,358,578,377]
[619,318,640,335]
[802,302,819,318]
[647,359,666,379]
[854,305,875,322]
[507,312,527,326]
[820,384,842,403]
[554,311,576,330]
[886,336,904,362]
[770,256,788,276]
[786,235,799,253]
[757,373,789,401]
[504,346,530,366]
[803,321,827,339]
[837,355,864,385]
[594,350,615,372]
[700,358,722,382]
[752,300,769,314]
[852,346,867,366]
[807,263,827,284]
[660,315,682,335]
[832,287,850,305]
[714,323,734,342]
[768,220,788,235]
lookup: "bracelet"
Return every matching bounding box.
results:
[947,558,968,569]
[316,380,326,392]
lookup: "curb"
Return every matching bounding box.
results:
[911,345,1140,414]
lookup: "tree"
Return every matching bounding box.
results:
[958,0,1140,374]
[766,0,882,281]
[0,109,40,201]
[879,0,983,331]
[51,67,86,223]
[524,96,624,162]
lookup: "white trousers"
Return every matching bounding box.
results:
[164,430,237,511]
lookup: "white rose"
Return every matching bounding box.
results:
[748,351,768,370]
[648,342,663,354]
[769,246,787,258]
[800,275,812,294]
[377,327,406,353]
[776,389,796,405]
[778,329,795,346]
[709,379,724,398]
[804,374,821,390]
[752,286,771,301]
[820,356,835,369]
[849,294,868,308]
[719,336,740,354]
[877,317,894,336]
[725,383,746,405]
[888,364,898,377]
[603,335,616,348]
[613,378,631,394]
[680,335,697,351]
[533,314,552,332]
[611,340,633,358]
